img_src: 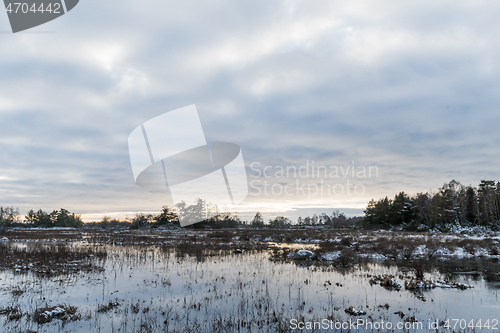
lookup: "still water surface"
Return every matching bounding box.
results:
[0,242,498,332]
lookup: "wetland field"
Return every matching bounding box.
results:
[0,228,499,333]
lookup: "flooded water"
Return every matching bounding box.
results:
[0,241,499,332]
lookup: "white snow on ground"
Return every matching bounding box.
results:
[345,307,367,315]
[475,247,490,257]
[451,247,471,258]
[320,251,342,261]
[390,279,402,289]
[41,307,65,318]
[288,250,315,259]
[430,246,491,259]
[293,244,497,263]
[358,253,388,261]
[412,245,428,257]
[296,250,314,257]
[434,247,452,256]
[431,230,500,240]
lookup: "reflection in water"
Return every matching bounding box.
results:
[0,242,498,332]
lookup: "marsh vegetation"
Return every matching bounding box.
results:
[0,228,498,332]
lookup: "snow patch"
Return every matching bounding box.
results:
[320,251,342,261]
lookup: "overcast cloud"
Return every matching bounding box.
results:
[1,0,500,221]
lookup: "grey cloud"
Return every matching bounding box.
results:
[1,0,500,219]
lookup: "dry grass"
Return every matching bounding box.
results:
[0,228,497,333]
[97,300,120,313]
[412,262,425,280]
[2,228,499,267]
[0,229,82,241]
[32,305,79,324]
[0,306,23,321]
[0,243,106,276]
[337,248,358,267]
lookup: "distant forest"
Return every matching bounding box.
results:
[0,204,361,230]
[1,179,499,231]
[363,180,500,231]
[0,207,84,228]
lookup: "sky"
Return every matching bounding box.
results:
[1,0,500,222]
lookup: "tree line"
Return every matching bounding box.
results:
[363,179,500,231]
[90,199,361,229]
[0,207,84,228]
[4,179,500,231]
[249,211,361,228]
[0,207,20,228]
[1,198,360,230]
